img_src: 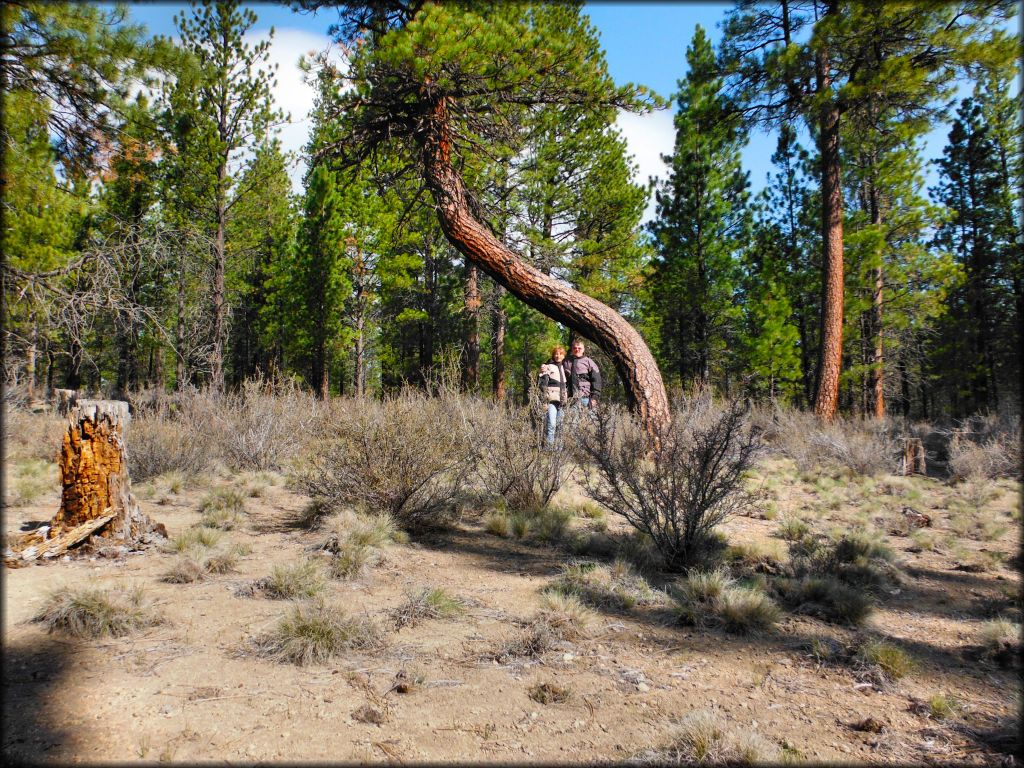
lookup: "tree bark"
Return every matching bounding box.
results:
[463,261,480,392]
[211,160,227,393]
[491,284,506,401]
[812,47,845,422]
[4,401,166,566]
[418,98,670,435]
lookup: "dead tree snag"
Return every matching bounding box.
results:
[4,400,165,567]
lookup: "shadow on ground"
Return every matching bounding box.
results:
[2,635,79,764]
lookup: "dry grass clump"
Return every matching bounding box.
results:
[927,693,960,720]
[528,681,571,705]
[786,529,900,594]
[672,569,780,635]
[290,391,475,532]
[644,709,781,765]
[316,513,405,581]
[3,458,57,507]
[164,526,221,553]
[162,544,243,583]
[978,618,1020,664]
[250,600,382,665]
[578,398,760,572]
[198,487,246,529]
[392,587,465,629]
[774,575,874,625]
[856,639,916,683]
[260,559,325,600]
[777,517,810,541]
[536,592,594,641]
[484,505,573,544]
[33,585,163,638]
[492,618,561,663]
[726,538,787,575]
[545,559,659,611]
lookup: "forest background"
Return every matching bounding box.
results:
[2,0,1020,422]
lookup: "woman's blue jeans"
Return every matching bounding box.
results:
[545,403,564,445]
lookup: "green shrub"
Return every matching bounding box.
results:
[484,511,510,537]
[778,517,811,541]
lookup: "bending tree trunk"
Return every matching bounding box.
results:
[418,99,670,435]
[4,401,165,567]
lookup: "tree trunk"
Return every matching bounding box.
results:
[463,261,480,392]
[175,250,188,391]
[26,314,38,400]
[418,98,670,435]
[812,49,844,422]
[491,284,506,401]
[4,401,165,566]
[211,169,227,393]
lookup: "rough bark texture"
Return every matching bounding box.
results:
[812,47,845,422]
[491,284,506,401]
[463,262,480,391]
[4,400,165,567]
[418,99,671,435]
[901,438,926,476]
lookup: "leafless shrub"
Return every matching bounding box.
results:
[947,412,1021,481]
[290,389,476,532]
[472,401,575,513]
[769,408,900,475]
[126,409,213,481]
[2,408,65,463]
[191,376,322,471]
[578,397,760,572]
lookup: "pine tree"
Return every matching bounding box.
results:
[649,25,749,391]
[721,0,1016,419]
[167,0,283,391]
[932,92,1021,414]
[304,0,671,432]
[226,139,296,385]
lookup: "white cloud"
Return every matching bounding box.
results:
[245,27,335,193]
[614,108,676,223]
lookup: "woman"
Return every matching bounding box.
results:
[538,346,567,445]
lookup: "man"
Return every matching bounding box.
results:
[563,339,602,408]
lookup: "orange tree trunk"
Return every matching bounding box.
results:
[812,46,844,422]
[418,99,671,435]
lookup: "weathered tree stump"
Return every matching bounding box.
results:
[53,388,79,416]
[4,400,165,567]
[901,438,927,476]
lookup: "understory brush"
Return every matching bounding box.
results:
[577,396,760,572]
[472,400,575,513]
[289,390,476,532]
[2,408,65,464]
[767,408,899,476]
[947,413,1021,482]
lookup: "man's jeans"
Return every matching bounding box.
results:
[545,403,564,445]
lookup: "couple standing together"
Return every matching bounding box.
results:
[538,340,602,444]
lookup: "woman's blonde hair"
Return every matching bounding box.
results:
[550,345,566,359]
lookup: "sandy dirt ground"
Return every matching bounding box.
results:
[3,453,1021,765]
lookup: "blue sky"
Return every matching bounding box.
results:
[122,2,1016,220]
